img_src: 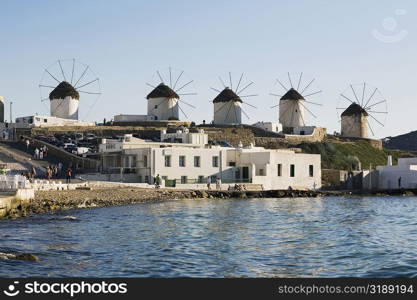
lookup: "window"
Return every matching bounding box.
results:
[258,169,265,176]
[154,105,158,109]
[145,176,149,183]
[138,175,142,183]
[277,164,282,176]
[198,176,204,183]
[44,119,47,123]
[309,165,314,177]
[181,176,187,184]
[212,156,219,167]
[194,156,201,167]
[290,164,295,177]
[143,155,148,167]
[165,155,171,167]
[228,161,236,167]
[179,156,186,167]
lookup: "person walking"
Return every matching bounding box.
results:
[207,176,211,190]
[34,148,39,160]
[66,168,72,184]
[154,174,161,189]
[25,139,30,150]
[216,177,221,190]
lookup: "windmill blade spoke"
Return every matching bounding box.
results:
[239,94,258,98]
[173,70,184,90]
[229,72,233,91]
[75,78,99,89]
[175,80,193,93]
[178,104,188,119]
[340,93,355,104]
[276,79,288,92]
[368,113,384,127]
[300,78,315,94]
[169,67,172,88]
[41,97,49,102]
[336,107,347,110]
[77,90,102,95]
[70,58,75,84]
[214,102,229,114]
[235,73,244,94]
[242,102,257,109]
[224,102,233,122]
[146,83,156,88]
[367,120,375,136]
[365,99,386,110]
[270,104,279,108]
[236,82,253,95]
[363,88,378,108]
[303,90,322,98]
[74,65,89,87]
[304,100,322,106]
[45,69,61,84]
[241,108,250,119]
[156,70,165,83]
[287,72,293,88]
[361,82,366,107]
[152,98,168,111]
[210,87,221,93]
[39,84,56,89]
[350,84,359,102]
[178,93,197,96]
[58,60,66,81]
[367,110,388,114]
[269,93,282,97]
[219,76,226,88]
[233,105,239,122]
[297,72,303,91]
[299,101,317,118]
[178,99,196,108]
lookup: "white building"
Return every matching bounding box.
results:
[160,128,208,146]
[147,83,180,120]
[49,81,80,120]
[279,88,306,130]
[99,132,321,190]
[113,114,156,122]
[213,88,242,125]
[375,156,417,189]
[252,121,282,133]
[14,115,94,128]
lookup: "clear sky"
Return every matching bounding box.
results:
[0,0,415,138]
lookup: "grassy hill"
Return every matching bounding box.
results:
[299,137,416,170]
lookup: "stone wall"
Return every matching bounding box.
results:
[204,127,255,147]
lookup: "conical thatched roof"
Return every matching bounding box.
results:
[49,81,80,100]
[146,83,179,99]
[213,87,242,103]
[341,103,368,117]
[280,88,304,101]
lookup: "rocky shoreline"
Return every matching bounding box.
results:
[3,187,417,219]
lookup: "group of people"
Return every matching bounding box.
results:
[45,163,64,180]
[207,177,222,190]
[33,145,48,160]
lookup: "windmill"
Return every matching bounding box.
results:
[146,67,196,121]
[337,83,388,138]
[39,59,101,120]
[270,72,322,132]
[211,72,258,125]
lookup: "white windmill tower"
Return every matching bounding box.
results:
[212,73,257,125]
[39,59,101,120]
[270,73,322,133]
[337,83,388,138]
[146,68,196,121]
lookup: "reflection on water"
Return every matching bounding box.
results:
[1,196,417,277]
